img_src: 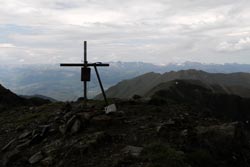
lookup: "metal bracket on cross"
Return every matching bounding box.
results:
[60,41,109,105]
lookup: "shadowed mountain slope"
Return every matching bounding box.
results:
[145,79,225,97]
[0,84,27,107]
[97,70,250,99]
[149,79,250,121]
[0,84,51,110]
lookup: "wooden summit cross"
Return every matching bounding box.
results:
[60,41,109,105]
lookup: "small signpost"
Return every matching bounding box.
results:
[60,41,109,105]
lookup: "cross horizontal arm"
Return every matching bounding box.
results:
[60,63,109,67]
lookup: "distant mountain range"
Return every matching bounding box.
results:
[2,62,250,101]
[98,69,250,99]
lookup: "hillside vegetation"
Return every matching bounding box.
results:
[98,70,250,99]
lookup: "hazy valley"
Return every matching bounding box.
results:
[2,62,250,101]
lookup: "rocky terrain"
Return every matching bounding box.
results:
[1,80,250,167]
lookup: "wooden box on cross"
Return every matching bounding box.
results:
[81,67,91,81]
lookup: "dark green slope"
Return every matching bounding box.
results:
[149,79,250,121]
[0,84,51,110]
[98,70,250,99]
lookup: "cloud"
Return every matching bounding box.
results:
[1,0,250,64]
[217,37,250,52]
[0,43,16,48]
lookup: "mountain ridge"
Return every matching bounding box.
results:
[97,69,250,99]
[0,84,51,110]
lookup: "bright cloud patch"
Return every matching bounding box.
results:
[218,37,250,52]
[0,43,16,48]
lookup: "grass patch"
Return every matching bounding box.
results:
[187,149,216,167]
[141,142,188,167]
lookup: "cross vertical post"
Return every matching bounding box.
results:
[84,41,87,64]
[83,41,87,102]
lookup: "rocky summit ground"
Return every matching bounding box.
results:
[1,95,250,167]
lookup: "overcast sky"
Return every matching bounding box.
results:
[1,0,250,64]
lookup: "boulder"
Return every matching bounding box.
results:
[59,115,83,135]
[77,111,102,121]
[65,115,77,132]
[63,112,73,121]
[196,122,238,137]
[29,151,44,164]
[122,145,143,157]
[40,125,51,137]
[30,133,44,145]
[2,149,20,166]
[18,131,32,140]
[156,119,175,133]
[62,102,72,113]
[166,118,175,125]
[1,138,16,152]
[59,125,66,135]
[41,156,54,166]
[91,115,112,127]
[16,139,31,150]
[77,112,93,121]
[180,129,188,137]
[71,119,82,134]
[156,123,165,133]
